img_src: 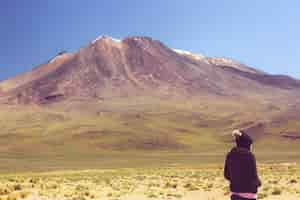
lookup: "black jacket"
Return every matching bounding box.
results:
[224,147,261,193]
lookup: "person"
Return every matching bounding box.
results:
[224,129,261,200]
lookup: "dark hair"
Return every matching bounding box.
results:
[235,131,253,150]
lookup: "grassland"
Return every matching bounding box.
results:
[0,164,299,200]
[0,97,299,199]
[0,96,299,172]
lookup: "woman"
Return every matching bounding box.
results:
[224,129,261,200]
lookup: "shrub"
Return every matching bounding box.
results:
[13,184,21,191]
[290,179,297,184]
[271,188,282,195]
[257,193,268,199]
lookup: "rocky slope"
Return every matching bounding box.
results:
[1,35,300,104]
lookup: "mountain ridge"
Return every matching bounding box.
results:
[0,35,300,163]
[1,35,299,105]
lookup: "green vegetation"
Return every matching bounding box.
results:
[0,97,299,172]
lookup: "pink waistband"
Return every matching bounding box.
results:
[231,192,257,199]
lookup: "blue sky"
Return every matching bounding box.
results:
[1,0,300,81]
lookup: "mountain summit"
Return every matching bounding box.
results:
[0,35,300,104]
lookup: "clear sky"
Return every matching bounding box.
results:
[1,0,299,81]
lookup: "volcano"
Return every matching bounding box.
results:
[0,35,300,168]
[1,35,300,104]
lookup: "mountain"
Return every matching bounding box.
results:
[1,35,300,104]
[0,35,300,170]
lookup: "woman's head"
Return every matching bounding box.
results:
[232,129,253,150]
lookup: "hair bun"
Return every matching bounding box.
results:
[232,129,242,137]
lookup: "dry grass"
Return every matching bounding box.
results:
[0,99,300,172]
[0,164,298,200]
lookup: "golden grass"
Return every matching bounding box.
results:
[0,164,298,200]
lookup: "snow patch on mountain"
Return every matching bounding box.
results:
[172,49,206,60]
[92,35,121,44]
[173,48,262,74]
[207,57,262,74]
[172,49,211,64]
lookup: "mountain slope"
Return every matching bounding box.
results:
[1,36,300,105]
[0,35,299,170]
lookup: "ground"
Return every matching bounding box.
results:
[0,98,300,172]
[0,99,300,199]
[0,164,299,200]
